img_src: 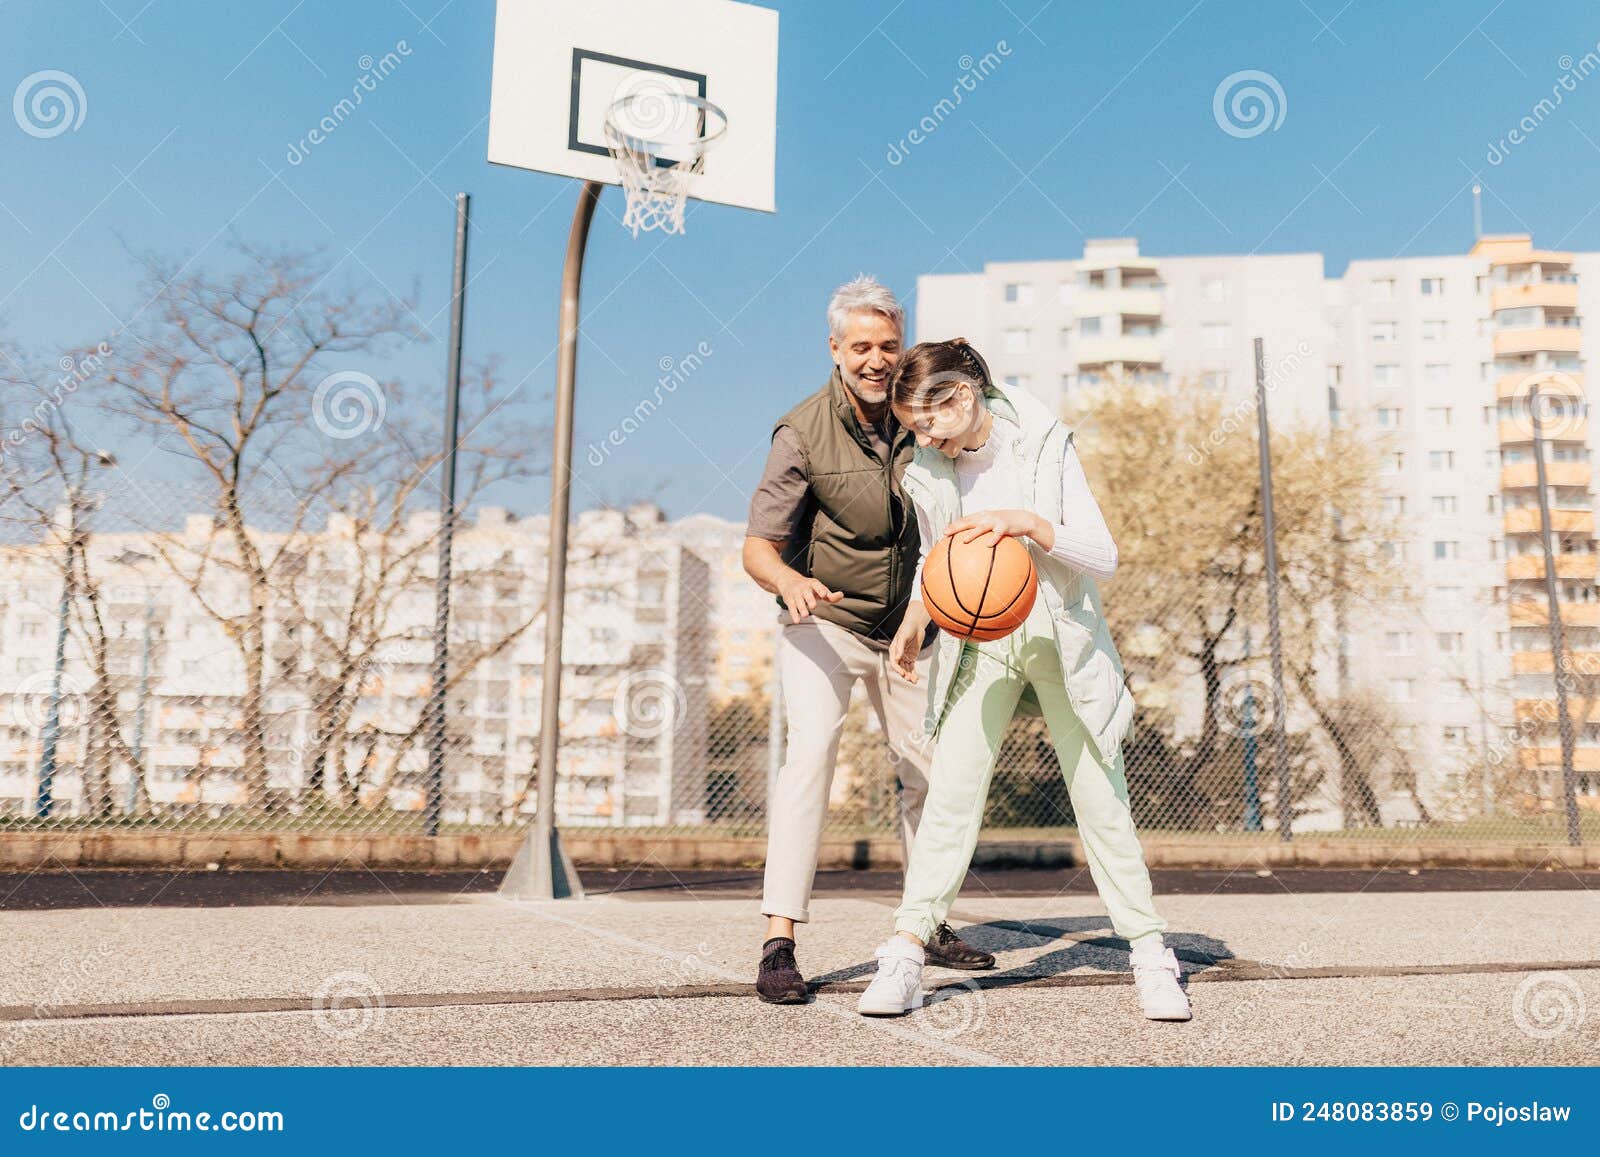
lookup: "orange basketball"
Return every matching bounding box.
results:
[920,533,1038,642]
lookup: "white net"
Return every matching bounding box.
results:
[604,90,727,236]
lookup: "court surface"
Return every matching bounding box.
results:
[3,866,1597,1066]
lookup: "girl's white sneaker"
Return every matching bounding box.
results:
[856,937,926,1016]
[1131,945,1192,1021]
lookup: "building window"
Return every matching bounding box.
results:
[1431,495,1458,515]
[1420,277,1444,295]
[1436,632,1463,653]
[1004,282,1034,305]
[1383,452,1404,474]
[1389,677,1414,701]
[1058,326,1072,348]
[1426,405,1453,426]
[1428,450,1454,470]
[1421,319,1447,341]
[1327,364,1343,386]
[1079,316,1102,337]
[1372,363,1400,385]
[1201,323,1231,349]
[1476,274,1490,294]
[1434,541,1459,560]
[1382,496,1406,515]
[1380,541,1409,561]
[1442,725,1467,745]
[1424,363,1450,385]
[1371,277,1396,301]
[1201,277,1229,302]
[1376,407,1402,428]
[1004,328,1030,353]
[1487,493,1499,513]
[1201,371,1229,391]
[1003,374,1032,391]
[1385,631,1414,654]
[1370,321,1397,343]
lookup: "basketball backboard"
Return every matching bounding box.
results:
[487,0,778,214]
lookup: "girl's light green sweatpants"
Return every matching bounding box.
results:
[894,595,1167,945]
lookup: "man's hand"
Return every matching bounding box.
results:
[945,509,1051,550]
[890,601,931,683]
[775,571,845,623]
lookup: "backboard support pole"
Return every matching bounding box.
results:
[499,180,604,902]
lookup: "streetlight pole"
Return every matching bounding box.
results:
[499,181,603,901]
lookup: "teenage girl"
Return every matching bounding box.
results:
[855,338,1190,1021]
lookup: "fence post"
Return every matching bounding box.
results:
[1253,338,1293,841]
[425,193,471,838]
[1528,381,1582,846]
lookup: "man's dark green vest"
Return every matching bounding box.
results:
[772,368,920,642]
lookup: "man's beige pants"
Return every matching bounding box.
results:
[761,617,933,923]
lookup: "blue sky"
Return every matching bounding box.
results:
[6,0,1600,523]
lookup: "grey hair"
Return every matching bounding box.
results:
[827,275,904,339]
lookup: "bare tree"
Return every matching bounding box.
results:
[110,245,418,809]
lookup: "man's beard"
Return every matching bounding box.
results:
[840,364,888,405]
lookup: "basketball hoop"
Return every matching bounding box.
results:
[604,91,728,236]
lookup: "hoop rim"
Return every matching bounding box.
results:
[602,92,729,157]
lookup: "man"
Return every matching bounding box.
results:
[743,275,993,1005]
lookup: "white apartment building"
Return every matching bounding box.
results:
[917,234,1600,820]
[0,503,717,828]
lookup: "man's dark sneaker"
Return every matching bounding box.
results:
[756,936,809,1004]
[923,922,995,970]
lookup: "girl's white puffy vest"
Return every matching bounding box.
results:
[897,380,1136,764]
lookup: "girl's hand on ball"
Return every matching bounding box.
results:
[945,510,1048,550]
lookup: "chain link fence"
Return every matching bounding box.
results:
[1,492,1595,849]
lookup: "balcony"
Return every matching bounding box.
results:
[1516,698,1600,722]
[1073,335,1164,368]
[1496,371,1584,401]
[1498,415,1588,444]
[1504,553,1599,581]
[1508,599,1600,626]
[1518,747,1600,772]
[1511,649,1600,674]
[1071,287,1164,319]
[1501,461,1590,489]
[1503,508,1594,535]
[1494,328,1584,357]
[1492,282,1580,312]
